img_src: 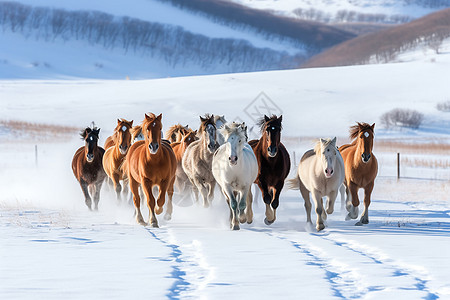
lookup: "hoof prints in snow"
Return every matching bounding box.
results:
[146,229,190,299]
[322,237,439,299]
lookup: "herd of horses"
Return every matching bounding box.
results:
[71,113,378,231]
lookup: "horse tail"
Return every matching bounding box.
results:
[286,168,301,190]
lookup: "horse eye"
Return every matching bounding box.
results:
[327,149,329,152]
[239,140,242,143]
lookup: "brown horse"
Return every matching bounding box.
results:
[124,113,177,227]
[166,124,190,143]
[72,126,107,210]
[102,119,133,201]
[249,115,290,225]
[339,122,378,226]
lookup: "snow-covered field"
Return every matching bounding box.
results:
[1,42,450,299]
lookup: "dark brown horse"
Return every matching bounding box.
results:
[124,113,177,227]
[249,115,290,225]
[72,126,107,210]
[102,119,133,201]
[339,122,378,226]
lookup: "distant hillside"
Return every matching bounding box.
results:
[302,8,450,68]
[156,0,356,51]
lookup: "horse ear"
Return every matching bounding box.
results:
[264,115,270,122]
[209,114,215,122]
[200,116,206,122]
[371,123,375,130]
[320,138,327,144]
[145,113,152,121]
[278,115,283,122]
[130,120,134,127]
[117,119,121,124]
[185,125,189,130]
[331,137,337,145]
[157,113,162,121]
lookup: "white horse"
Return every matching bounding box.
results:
[212,122,258,230]
[288,137,345,231]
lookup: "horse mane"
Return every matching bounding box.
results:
[199,114,215,133]
[80,125,98,139]
[349,122,373,140]
[314,138,334,155]
[166,124,188,141]
[221,122,247,141]
[257,115,282,134]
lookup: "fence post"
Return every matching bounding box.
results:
[293,151,296,167]
[397,152,400,180]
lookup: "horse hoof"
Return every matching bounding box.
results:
[316,224,325,231]
[355,221,363,226]
[232,224,240,230]
[164,214,172,221]
[247,219,253,225]
[155,206,163,215]
[239,216,247,224]
[137,219,147,226]
[150,222,159,228]
[264,217,274,226]
[361,219,369,224]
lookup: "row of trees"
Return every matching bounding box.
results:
[0,2,304,72]
[293,8,412,24]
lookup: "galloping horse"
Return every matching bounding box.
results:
[166,124,190,143]
[182,114,218,208]
[249,115,290,225]
[124,113,177,227]
[171,130,198,195]
[212,122,258,230]
[102,119,133,201]
[339,122,378,226]
[72,126,107,210]
[288,138,345,231]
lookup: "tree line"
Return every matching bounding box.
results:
[0,2,305,73]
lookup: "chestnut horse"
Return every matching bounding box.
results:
[249,115,290,225]
[102,119,133,201]
[339,122,378,226]
[130,125,144,143]
[171,130,198,196]
[72,126,107,210]
[125,113,177,227]
[166,124,190,143]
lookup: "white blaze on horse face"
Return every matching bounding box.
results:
[89,136,93,141]
[122,125,127,132]
[364,132,369,138]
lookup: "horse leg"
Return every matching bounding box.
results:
[346,181,360,221]
[339,183,346,211]
[238,190,247,224]
[299,179,312,225]
[245,187,253,224]
[267,181,284,225]
[358,181,374,225]
[164,177,175,221]
[326,190,338,215]
[155,181,168,216]
[258,180,274,225]
[80,181,92,210]
[207,181,215,206]
[130,177,146,225]
[142,178,158,228]
[198,180,210,208]
[112,173,122,202]
[93,180,104,210]
[312,191,325,231]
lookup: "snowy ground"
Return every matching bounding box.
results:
[1,48,450,298]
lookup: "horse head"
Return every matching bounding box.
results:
[114,118,133,155]
[199,114,217,153]
[221,122,247,166]
[214,115,227,129]
[315,137,338,178]
[350,122,375,164]
[80,126,100,163]
[143,113,163,154]
[131,125,144,143]
[259,114,282,158]
[182,129,198,147]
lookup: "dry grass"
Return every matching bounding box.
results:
[0,119,79,143]
[401,157,450,169]
[374,140,450,155]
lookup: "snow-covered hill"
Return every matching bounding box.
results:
[230,0,450,23]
